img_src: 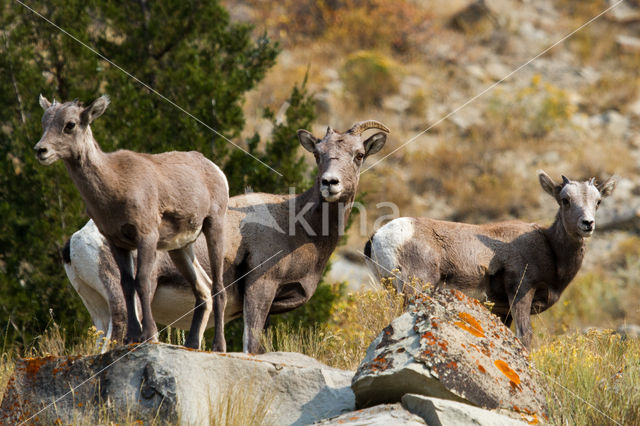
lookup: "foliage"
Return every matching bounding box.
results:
[249,0,431,54]
[340,50,400,109]
[224,75,315,195]
[0,0,321,349]
[533,330,640,425]
[486,75,575,139]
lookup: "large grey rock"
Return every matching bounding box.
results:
[315,403,426,425]
[402,394,527,425]
[607,0,640,23]
[1,344,355,425]
[351,289,547,424]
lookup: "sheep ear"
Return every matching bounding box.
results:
[80,95,110,126]
[537,170,558,197]
[39,94,51,110]
[363,132,387,158]
[597,176,616,198]
[297,129,318,153]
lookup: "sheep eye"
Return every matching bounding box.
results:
[562,198,570,207]
[64,122,76,133]
[596,199,601,208]
[355,153,364,161]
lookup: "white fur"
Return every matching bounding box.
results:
[65,220,114,352]
[158,227,202,251]
[369,217,414,281]
[151,286,204,330]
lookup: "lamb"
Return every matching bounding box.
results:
[365,171,616,349]
[62,121,390,353]
[35,95,229,351]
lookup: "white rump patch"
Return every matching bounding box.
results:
[370,217,414,279]
[65,220,115,340]
[69,220,110,301]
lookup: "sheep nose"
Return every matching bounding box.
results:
[321,176,340,187]
[582,219,594,230]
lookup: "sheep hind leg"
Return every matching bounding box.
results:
[203,215,227,352]
[169,243,212,350]
[111,246,143,344]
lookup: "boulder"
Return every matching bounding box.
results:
[402,394,526,425]
[315,403,426,425]
[617,324,640,340]
[1,344,355,425]
[351,289,547,424]
[607,0,640,23]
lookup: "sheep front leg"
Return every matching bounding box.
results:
[135,233,159,342]
[506,281,535,349]
[203,215,227,352]
[243,278,277,354]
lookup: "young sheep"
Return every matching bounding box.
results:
[365,171,616,349]
[35,95,229,351]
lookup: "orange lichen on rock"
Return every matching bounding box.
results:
[422,331,437,346]
[23,356,55,377]
[494,359,521,385]
[454,312,485,338]
[369,354,391,372]
[477,364,486,374]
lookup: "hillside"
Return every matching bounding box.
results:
[223,0,640,334]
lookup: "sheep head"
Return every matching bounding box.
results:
[538,170,616,239]
[297,120,389,202]
[34,95,110,165]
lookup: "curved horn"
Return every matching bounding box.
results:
[562,175,570,185]
[347,120,390,136]
[588,177,596,186]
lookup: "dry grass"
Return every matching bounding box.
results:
[264,280,405,370]
[533,330,640,425]
[210,378,278,426]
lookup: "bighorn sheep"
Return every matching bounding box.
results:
[35,95,229,351]
[62,121,389,353]
[365,171,616,349]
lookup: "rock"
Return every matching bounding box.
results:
[450,0,498,36]
[485,62,511,81]
[351,289,547,424]
[448,106,482,130]
[1,344,355,425]
[402,394,526,425]
[616,34,640,53]
[383,94,411,114]
[629,97,640,117]
[315,403,426,425]
[616,324,640,339]
[589,110,629,138]
[607,0,640,23]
